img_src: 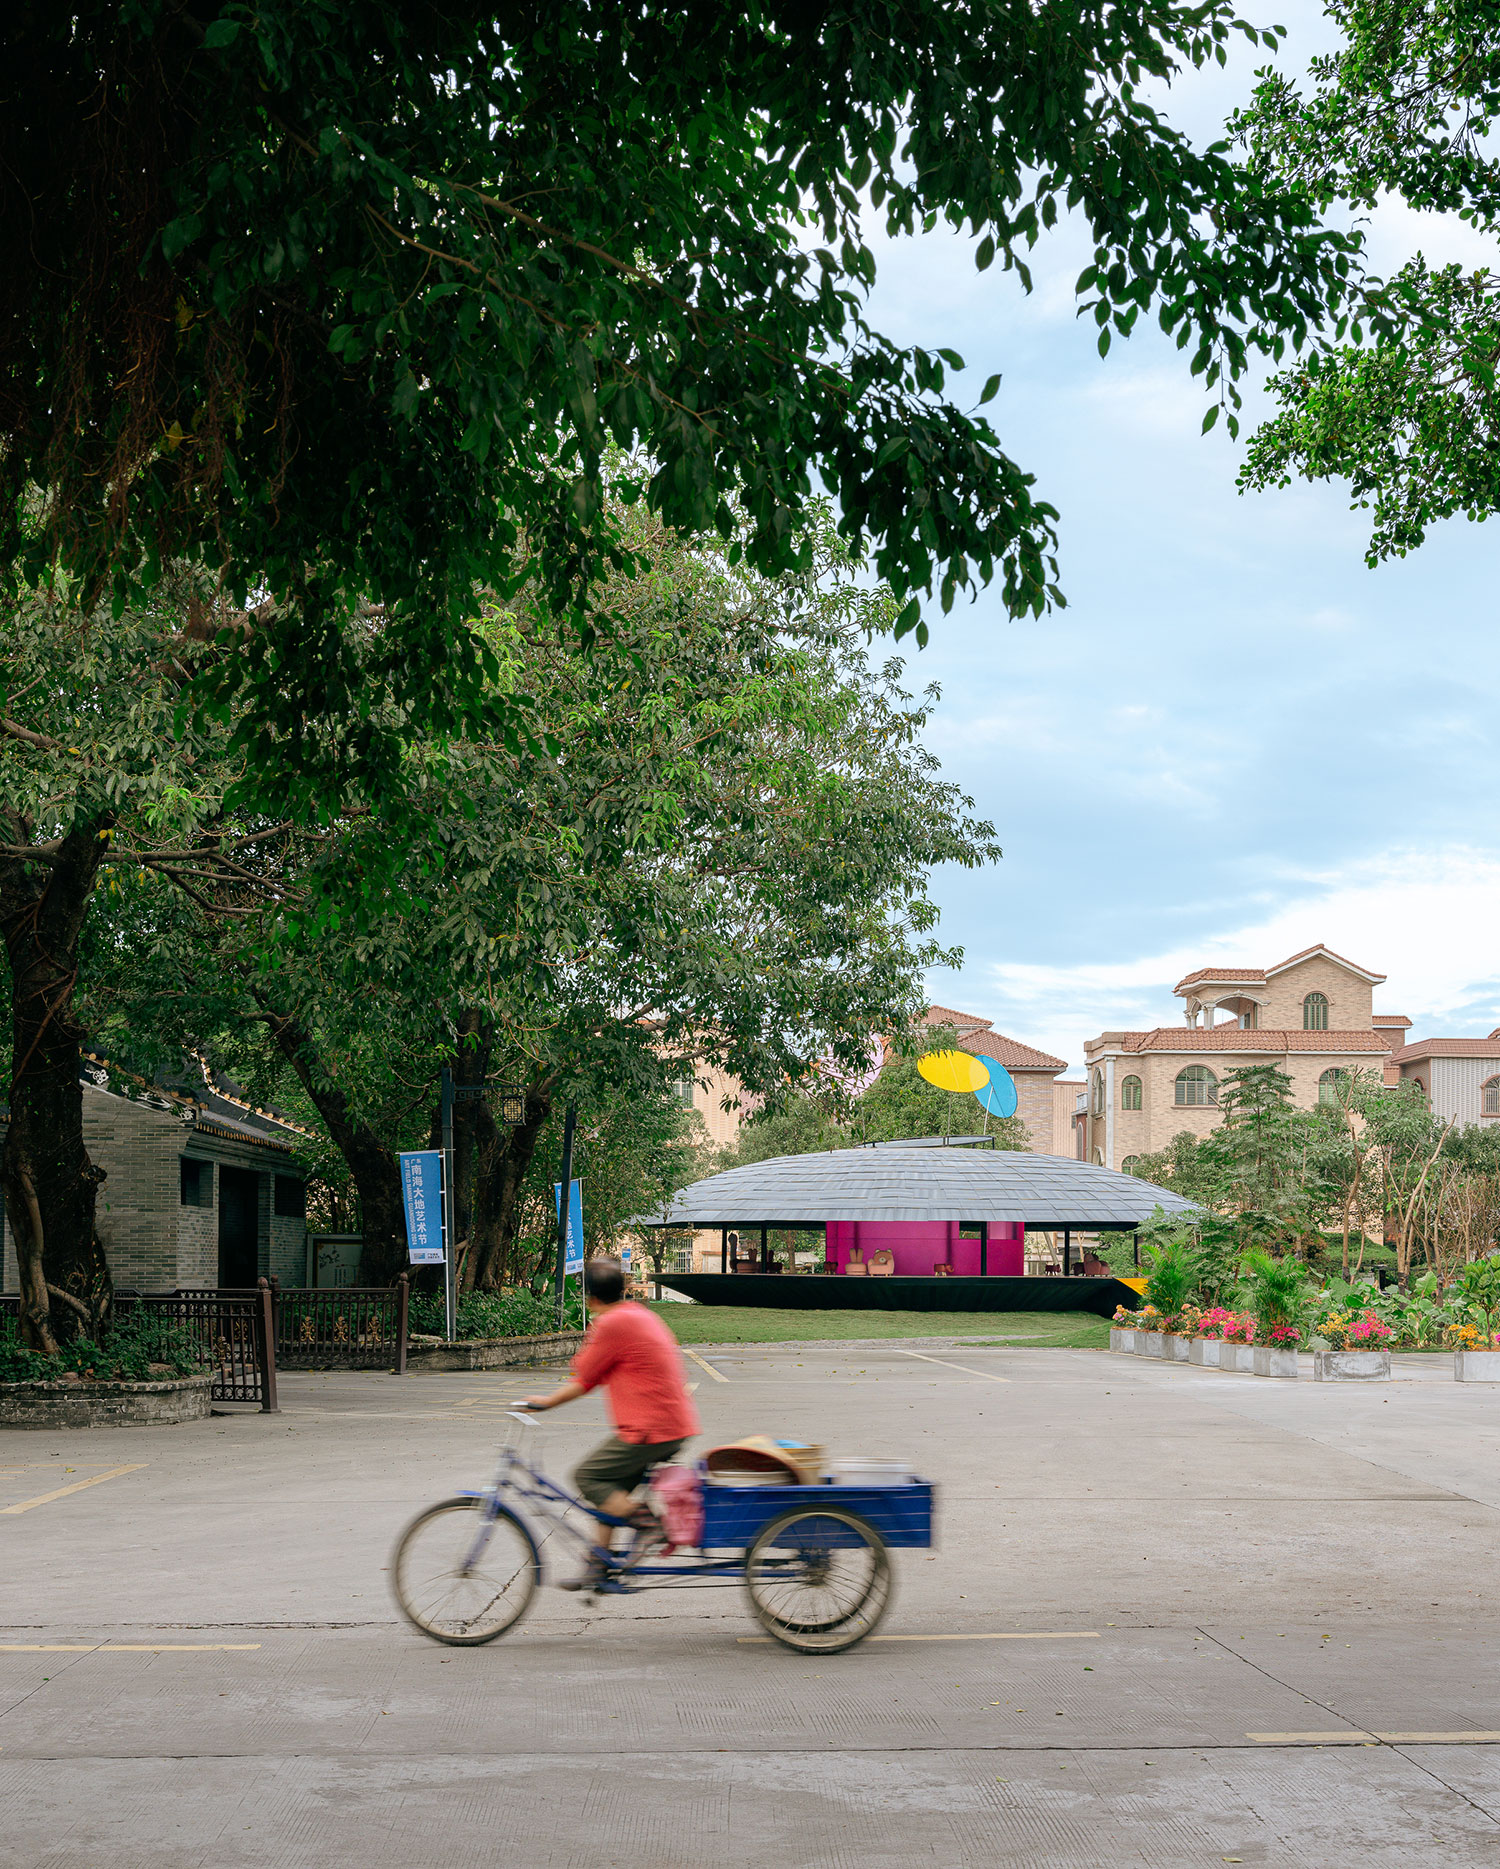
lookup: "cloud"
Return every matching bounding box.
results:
[941,847,1500,1068]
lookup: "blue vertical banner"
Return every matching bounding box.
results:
[400,1150,446,1264]
[553,1178,584,1277]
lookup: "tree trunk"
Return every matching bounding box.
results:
[467,1084,553,1291]
[450,1008,488,1271]
[0,814,114,1348]
[261,1009,405,1285]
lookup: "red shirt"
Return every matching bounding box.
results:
[571,1302,700,1445]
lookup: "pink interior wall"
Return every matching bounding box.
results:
[824,1221,1024,1277]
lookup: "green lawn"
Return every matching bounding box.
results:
[645,1303,1111,1349]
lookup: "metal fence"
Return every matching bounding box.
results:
[1,1284,277,1410]
[268,1275,408,1373]
[0,1274,411,1406]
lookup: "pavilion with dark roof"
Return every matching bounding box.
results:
[633,1139,1196,1315]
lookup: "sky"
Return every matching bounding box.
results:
[863,0,1500,1071]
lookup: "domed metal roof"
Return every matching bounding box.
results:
[634,1142,1198,1229]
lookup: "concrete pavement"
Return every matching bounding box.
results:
[2,1342,1498,1865]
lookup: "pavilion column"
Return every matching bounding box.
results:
[720,1227,727,1275]
[760,1225,768,1273]
[980,1221,988,1279]
[1062,1228,1071,1277]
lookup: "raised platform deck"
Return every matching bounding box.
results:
[655,1273,1136,1317]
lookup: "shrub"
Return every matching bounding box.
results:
[0,1312,200,1384]
[1319,1308,1393,1351]
[409,1286,586,1340]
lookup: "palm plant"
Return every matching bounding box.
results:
[1143,1238,1194,1324]
[1243,1250,1308,1340]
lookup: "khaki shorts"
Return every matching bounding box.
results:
[573,1434,686,1508]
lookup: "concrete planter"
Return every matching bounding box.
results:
[1167,1334,1191,1362]
[1454,1349,1500,1383]
[404,1330,584,1372]
[1188,1338,1224,1368]
[1138,1332,1165,1358]
[0,1374,211,1429]
[1109,1328,1136,1354]
[1313,1349,1391,1382]
[1251,1346,1299,1379]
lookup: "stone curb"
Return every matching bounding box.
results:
[404,1331,585,1371]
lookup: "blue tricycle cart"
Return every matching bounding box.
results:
[392,1412,935,1654]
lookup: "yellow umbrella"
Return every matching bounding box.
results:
[917,1050,991,1094]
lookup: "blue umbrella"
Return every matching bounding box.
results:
[972,1055,1018,1119]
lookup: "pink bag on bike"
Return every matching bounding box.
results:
[650,1465,704,1552]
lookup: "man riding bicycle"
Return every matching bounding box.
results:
[525,1256,700,1591]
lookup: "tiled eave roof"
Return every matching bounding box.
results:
[1388,1038,1500,1063]
[1265,944,1385,983]
[1090,1028,1395,1056]
[1174,967,1266,991]
[923,1004,992,1034]
[951,1030,1068,1072]
[1175,945,1386,994]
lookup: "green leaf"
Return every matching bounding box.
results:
[979,374,1001,405]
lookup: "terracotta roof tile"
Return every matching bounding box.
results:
[1388,1037,1500,1063]
[1173,966,1267,991]
[1372,1015,1412,1027]
[1174,946,1387,994]
[922,1005,993,1034]
[1264,943,1385,982]
[951,1030,1068,1072]
[1097,1028,1394,1056]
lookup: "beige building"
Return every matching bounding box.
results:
[1079,945,1410,1170]
[673,1060,748,1155]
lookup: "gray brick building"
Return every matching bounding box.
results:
[3,1057,308,1293]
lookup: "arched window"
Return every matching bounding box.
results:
[1318,1067,1347,1107]
[1175,1065,1218,1106]
[1121,1075,1142,1111]
[1090,1069,1104,1116]
[1303,991,1328,1031]
[1413,1077,1427,1098]
[1121,1154,1141,1175]
[1484,1077,1500,1116]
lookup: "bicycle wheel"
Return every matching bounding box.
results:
[392,1497,539,1645]
[744,1506,892,1653]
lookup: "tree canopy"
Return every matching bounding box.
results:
[1235,0,1500,558]
[2,1,1356,798]
[3,500,1001,1329]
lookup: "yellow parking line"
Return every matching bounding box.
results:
[891,1349,1009,1382]
[738,1630,1098,1645]
[0,1465,147,1516]
[1248,1730,1500,1746]
[683,1348,728,1383]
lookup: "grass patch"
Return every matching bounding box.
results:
[645,1304,1110,1349]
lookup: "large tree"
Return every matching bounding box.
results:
[1235,0,1500,557]
[3,1,1355,798]
[0,578,251,1345]
[77,507,1001,1289]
